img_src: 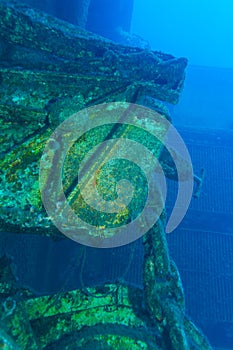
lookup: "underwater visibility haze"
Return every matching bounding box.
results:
[0,0,233,349]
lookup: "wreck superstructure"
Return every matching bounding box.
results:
[0,1,212,349]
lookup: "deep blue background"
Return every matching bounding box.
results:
[131,1,233,130]
[132,0,233,68]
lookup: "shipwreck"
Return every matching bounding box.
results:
[0,1,211,349]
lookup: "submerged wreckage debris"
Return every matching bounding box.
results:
[0,1,212,349]
[0,234,212,350]
[0,0,188,236]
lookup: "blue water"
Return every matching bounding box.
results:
[132,1,233,348]
[132,0,233,69]
[1,1,233,349]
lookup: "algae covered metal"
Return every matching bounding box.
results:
[0,1,212,349]
[0,0,188,236]
[0,230,212,349]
